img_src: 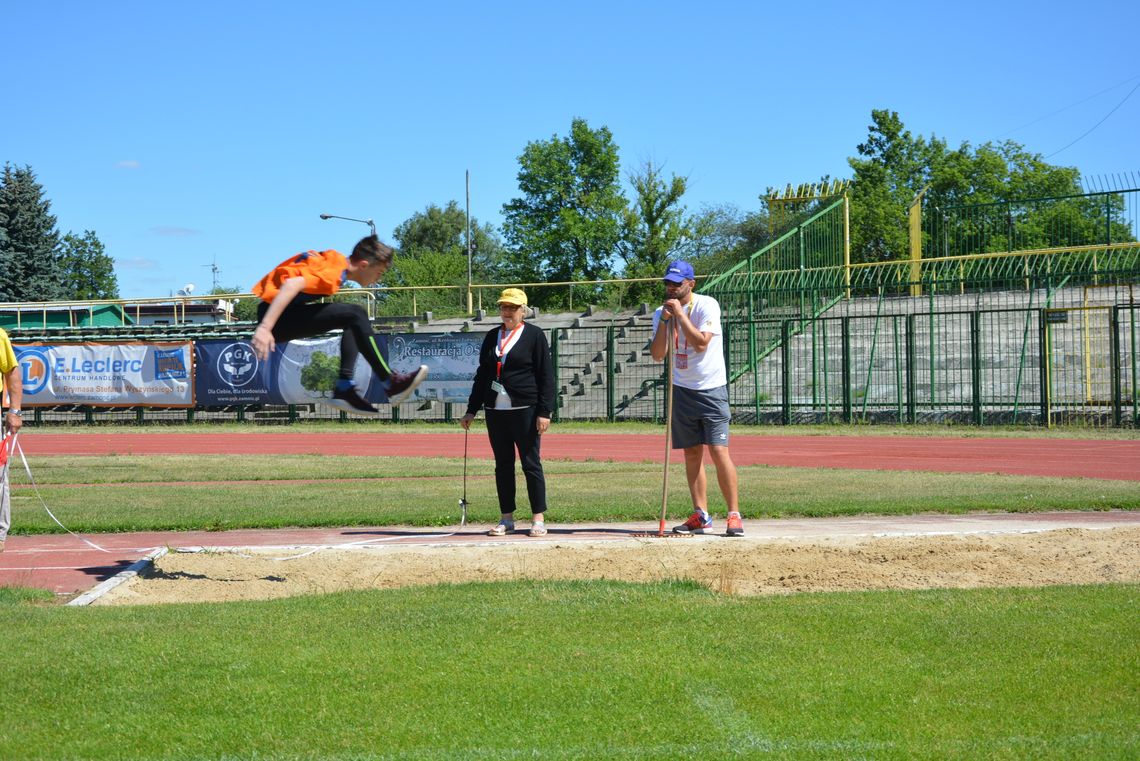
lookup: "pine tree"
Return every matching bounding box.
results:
[0,164,65,301]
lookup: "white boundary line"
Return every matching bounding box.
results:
[67,547,167,607]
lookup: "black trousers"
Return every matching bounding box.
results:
[258,301,391,380]
[485,406,546,515]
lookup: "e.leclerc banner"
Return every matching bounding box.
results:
[15,342,193,407]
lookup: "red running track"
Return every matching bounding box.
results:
[17,431,1140,481]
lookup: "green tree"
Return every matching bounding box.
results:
[210,286,259,322]
[501,118,626,308]
[619,160,689,303]
[847,109,1111,264]
[0,164,64,301]
[847,110,928,263]
[388,201,504,315]
[679,203,772,276]
[59,230,119,300]
[300,351,339,397]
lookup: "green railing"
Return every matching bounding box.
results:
[923,188,1139,259]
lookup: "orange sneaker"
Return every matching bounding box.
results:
[725,511,744,537]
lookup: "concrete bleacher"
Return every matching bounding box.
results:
[417,304,663,420]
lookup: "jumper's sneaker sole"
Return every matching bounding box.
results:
[387,365,429,404]
[324,398,379,416]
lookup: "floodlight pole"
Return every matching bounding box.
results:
[319,213,377,239]
[465,170,473,314]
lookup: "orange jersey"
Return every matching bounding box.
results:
[252,250,349,303]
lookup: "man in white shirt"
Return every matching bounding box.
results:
[650,261,743,536]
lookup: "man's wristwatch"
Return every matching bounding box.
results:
[8,409,22,417]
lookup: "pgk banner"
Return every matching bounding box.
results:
[15,342,194,407]
[195,334,399,406]
[195,332,482,407]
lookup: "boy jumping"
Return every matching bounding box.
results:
[250,235,427,414]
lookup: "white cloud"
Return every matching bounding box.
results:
[150,226,200,237]
[115,159,141,169]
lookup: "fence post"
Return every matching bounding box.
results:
[1038,311,1050,428]
[905,314,916,423]
[1110,305,1122,427]
[841,317,852,423]
[606,324,615,422]
[970,311,983,425]
[781,320,791,425]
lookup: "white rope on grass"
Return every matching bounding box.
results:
[7,433,112,554]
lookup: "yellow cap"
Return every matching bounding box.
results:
[497,287,528,306]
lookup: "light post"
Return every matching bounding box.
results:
[320,213,379,318]
[465,170,473,314]
[319,213,376,239]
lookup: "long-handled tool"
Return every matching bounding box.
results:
[657,319,675,536]
[459,426,469,526]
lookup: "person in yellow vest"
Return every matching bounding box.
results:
[0,328,24,550]
[251,235,427,413]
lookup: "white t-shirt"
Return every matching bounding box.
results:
[652,293,727,390]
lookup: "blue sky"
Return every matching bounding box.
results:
[5,0,1138,299]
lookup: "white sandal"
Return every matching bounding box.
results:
[528,523,548,537]
[487,521,514,536]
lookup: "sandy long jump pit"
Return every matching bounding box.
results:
[95,526,1140,605]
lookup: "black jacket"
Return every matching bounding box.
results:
[466,322,555,418]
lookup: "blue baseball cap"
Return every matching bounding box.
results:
[662,260,695,283]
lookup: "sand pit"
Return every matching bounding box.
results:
[95,526,1140,605]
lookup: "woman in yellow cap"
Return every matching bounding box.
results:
[460,288,555,536]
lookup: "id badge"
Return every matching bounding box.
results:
[675,353,689,370]
[491,381,506,394]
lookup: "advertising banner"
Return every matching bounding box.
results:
[195,332,482,407]
[195,336,378,406]
[15,342,194,407]
[387,332,482,403]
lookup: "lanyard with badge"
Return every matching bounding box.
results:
[491,323,522,405]
[673,300,695,370]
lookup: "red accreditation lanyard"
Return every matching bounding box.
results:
[496,324,522,379]
[673,300,695,352]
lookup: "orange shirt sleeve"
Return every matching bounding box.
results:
[252,250,348,302]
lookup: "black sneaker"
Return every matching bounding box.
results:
[329,384,378,415]
[386,365,428,403]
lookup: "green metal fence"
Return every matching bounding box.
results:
[924,188,1139,259]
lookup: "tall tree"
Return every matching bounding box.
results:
[678,203,772,276]
[846,110,928,263]
[619,160,689,303]
[59,230,120,300]
[501,118,626,307]
[0,164,64,301]
[847,109,1102,263]
[389,201,505,315]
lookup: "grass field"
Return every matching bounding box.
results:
[2,427,1137,759]
[1,581,1136,759]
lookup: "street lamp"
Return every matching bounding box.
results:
[319,213,377,239]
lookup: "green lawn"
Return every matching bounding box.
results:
[1,581,1136,760]
[3,431,1136,760]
